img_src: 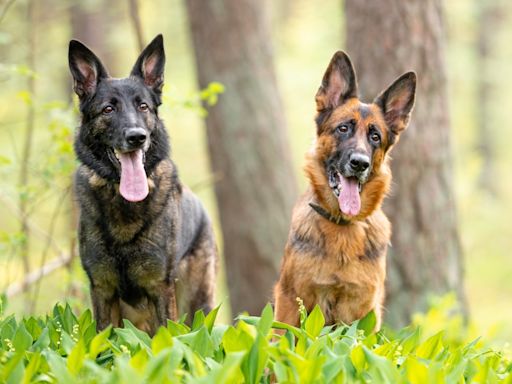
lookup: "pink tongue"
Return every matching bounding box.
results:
[338,176,361,216]
[118,149,149,202]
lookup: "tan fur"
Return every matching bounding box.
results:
[274,52,416,330]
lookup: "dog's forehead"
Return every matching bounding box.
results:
[330,100,384,126]
[96,78,152,100]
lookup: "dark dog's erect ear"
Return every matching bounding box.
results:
[374,72,416,136]
[315,51,358,112]
[68,40,108,99]
[130,34,165,94]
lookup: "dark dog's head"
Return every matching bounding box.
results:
[69,35,168,202]
[309,51,416,219]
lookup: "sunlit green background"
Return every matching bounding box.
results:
[0,0,510,343]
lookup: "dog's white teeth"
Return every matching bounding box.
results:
[114,150,120,160]
[358,183,362,193]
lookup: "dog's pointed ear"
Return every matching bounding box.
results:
[68,40,108,99]
[130,34,165,94]
[315,51,358,112]
[374,72,416,136]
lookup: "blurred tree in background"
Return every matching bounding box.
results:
[345,0,467,327]
[185,0,297,316]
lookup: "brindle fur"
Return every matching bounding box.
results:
[274,51,416,330]
[69,35,217,335]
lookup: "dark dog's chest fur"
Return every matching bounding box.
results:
[75,160,180,305]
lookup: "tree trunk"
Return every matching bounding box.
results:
[345,0,466,327]
[185,0,297,316]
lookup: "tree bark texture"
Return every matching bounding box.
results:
[185,0,297,315]
[345,0,466,326]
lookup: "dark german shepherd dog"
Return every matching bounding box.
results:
[68,35,217,335]
[274,51,416,330]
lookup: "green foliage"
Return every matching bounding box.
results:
[163,81,225,117]
[0,302,510,383]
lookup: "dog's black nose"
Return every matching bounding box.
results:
[349,153,370,173]
[125,128,147,147]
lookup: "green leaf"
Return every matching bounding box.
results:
[44,350,74,383]
[89,325,112,359]
[204,305,221,333]
[416,331,444,360]
[21,352,42,384]
[192,309,206,331]
[305,305,325,339]
[257,303,274,337]
[222,326,253,353]
[67,338,86,376]
[13,323,33,351]
[177,326,214,357]
[357,310,377,336]
[151,326,173,354]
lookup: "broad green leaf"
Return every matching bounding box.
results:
[67,338,86,375]
[350,344,366,374]
[177,325,214,357]
[257,303,274,337]
[2,352,24,383]
[151,326,173,354]
[404,356,428,383]
[204,305,221,333]
[192,309,206,331]
[357,310,377,336]
[21,352,41,384]
[130,348,149,373]
[416,331,444,360]
[44,350,74,383]
[305,305,325,339]
[13,323,33,351]
[363,346,401,383]
[89,325,112,359]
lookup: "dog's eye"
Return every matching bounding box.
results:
[138,103,149,112]
[369,128,381,143]
[103,106,114,114]
[337,124,349,134]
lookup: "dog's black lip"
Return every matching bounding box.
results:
[108,147,147,169]
[328,167,365,197]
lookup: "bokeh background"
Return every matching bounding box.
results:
[0,0,510,342]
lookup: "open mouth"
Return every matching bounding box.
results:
[328,170,363,217]
[111,148,149,202]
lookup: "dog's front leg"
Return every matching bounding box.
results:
[90,286,118,331]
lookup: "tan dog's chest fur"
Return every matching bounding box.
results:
[274,51,416,330]
[275,187,390,328]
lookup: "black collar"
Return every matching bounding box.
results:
[309,202,350,225]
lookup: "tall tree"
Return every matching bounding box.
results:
[344,0,466,326]
[185,0,297,316]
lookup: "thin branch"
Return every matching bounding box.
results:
[128,0,144,51]
[189,172,224,192]
[0,0,16,24]
[18,0,36,309]
[5,253,73,298]
[30,188,70,312]
[0,193,63,255]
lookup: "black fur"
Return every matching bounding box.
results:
[69,35,217,335]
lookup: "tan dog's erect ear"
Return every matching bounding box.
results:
[315,51,358,112]
[373,71,417,138]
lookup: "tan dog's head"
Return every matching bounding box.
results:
[306,51,416,220]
